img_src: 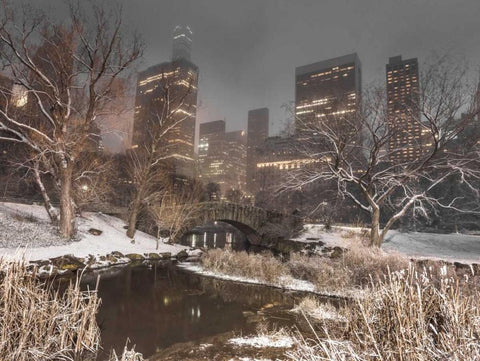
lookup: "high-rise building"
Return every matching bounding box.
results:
[198,120,246,194]
[172,25,193,62]
[198,120,226,185]
[386,55,421,163]
[246,108,269,194]
[295,53,361,133]
[132,25,198,177]
[224,130,247,192]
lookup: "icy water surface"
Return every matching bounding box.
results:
[79,263,308,360]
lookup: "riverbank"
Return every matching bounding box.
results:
[0,202,195,275]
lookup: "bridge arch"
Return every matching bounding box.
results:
[175,202,303,246]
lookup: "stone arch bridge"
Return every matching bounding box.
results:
[176,202,303,245]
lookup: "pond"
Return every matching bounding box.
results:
[80,262,310,360]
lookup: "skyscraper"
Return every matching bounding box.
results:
[386,55,421,163]
[246,108,269,194]
[295,53,361,132]
[198,120,226,185]
[198,120,246,194]
[133,25,198,177]
[172,25,193,62]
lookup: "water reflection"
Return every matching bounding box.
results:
[82,263,300,360]
[180,222,249,251]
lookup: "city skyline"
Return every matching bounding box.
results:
[117,0,480,138]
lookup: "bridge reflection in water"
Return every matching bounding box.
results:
[179,221,249,251]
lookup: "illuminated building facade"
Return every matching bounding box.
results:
[198,120,247,194]
[173,25,193,62]
[386,55,421,163]
[132,25,198,177]
[224,130,247,192]
[198,120,226,185]
[246,108,269,194]
[295,53,361,133]
[255,136,316,193]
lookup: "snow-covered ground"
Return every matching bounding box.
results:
[296,223,480,264]
[383,230,480,264]
[0,202,187,262]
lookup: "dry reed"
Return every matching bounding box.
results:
[201,249,289,284]
[0,260,101,361]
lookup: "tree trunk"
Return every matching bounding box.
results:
[33,163,58,224]
[127,195,141,238]
[369,207,383,247]
[59,167,74,238]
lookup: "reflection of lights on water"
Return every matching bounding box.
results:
[163,296,170,306]
[191,234,197,248]
[203,232,207,248]
[190,306,201,319]
[213,233,217,248]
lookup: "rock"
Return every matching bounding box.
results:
[176,250,188,261]
[105,254,118,263]
[111,251,124,258]
[330,246,346,259]
[147,253,161,260]
[159,252,172,260]
[130,239,135,244]
[50,255,85,271]
[88,228,103,236]
[125,253,145,261]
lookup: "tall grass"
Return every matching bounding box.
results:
[0,260,101,361]
[201,249,289,284]
[286,265,480,361]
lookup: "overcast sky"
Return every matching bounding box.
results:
[116,0,480,137]
[36,0,480,142]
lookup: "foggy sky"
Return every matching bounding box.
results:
[37,0,480,141]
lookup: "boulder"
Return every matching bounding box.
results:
[88,228,103,236]
[147,253,161,260]
[330,246,346,259]
[50,255,85,271]
[159,252,172,260]
[111,251,125,258]
[125,253,145,261]
[176,250,188,261]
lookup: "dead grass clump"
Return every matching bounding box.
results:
[292,296,344,322]
[346,264,480,360]
[110,345,144,361]
[12,211,39,223]
[201,249,288,284]
[288,253,350,291]
[0,260,101,361]
[342,245,409,286]
[288,247,408,291]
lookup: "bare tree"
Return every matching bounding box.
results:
[148,180,203,247]
[0,1,142,237]
[284,56,480,246]
[126,73,196,238]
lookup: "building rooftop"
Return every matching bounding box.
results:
[296,53,360,76]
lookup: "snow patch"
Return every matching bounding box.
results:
[178,263,316,293]
[229,334,293,349]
